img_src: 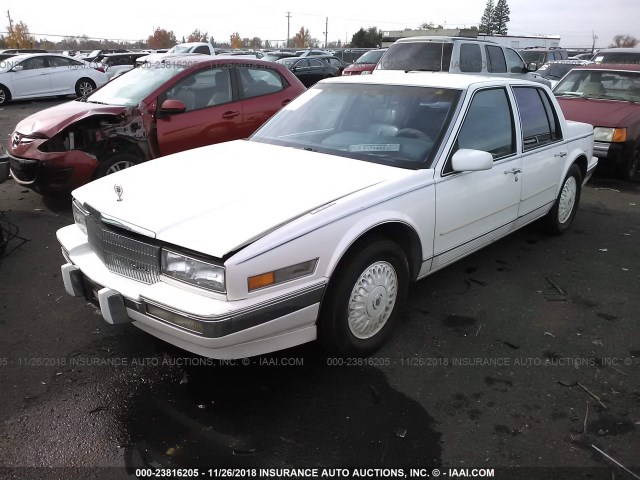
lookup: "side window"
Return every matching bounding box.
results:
[20,57,46,70]
[193,45,210,54]
[309,59,324,68]
[459,43,482,72]
[486,46,507,73]
[513,87,562,150]
[446,88,515,173]
[165,67,232,111]
[47,56,74,67]
[505,48,525,73]
[239,66,285,99]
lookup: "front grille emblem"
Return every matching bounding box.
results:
[12,133,20,147]
[114,184,123,202]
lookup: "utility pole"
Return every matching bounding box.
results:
[286,11,291,49]
[6,10,14,47]
[324,17,328,49]
[591,31,598,55]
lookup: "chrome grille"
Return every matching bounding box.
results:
[87,216,160,284]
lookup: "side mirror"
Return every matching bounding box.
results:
[0,157,10,184]
[451,149,493,172]
[160,99,187,114]
[11,64,24,72]
[527,62,539,71]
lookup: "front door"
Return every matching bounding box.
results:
[156,66,243,157]
[10,56,50,98]
[433,87,522,266]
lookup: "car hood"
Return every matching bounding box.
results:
[556,97,639,127]
[73,140,414,258]
[14,100,128,138]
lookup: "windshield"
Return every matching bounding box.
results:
[251,83,461,169]
[593,52,640,64]
[519,51,546,64]
[168,45,193,54]
[355,50,386,65]
[377,42,453,71]
[88,50,101,57]
[277,58,297,68]
[554,69,640,102]
[85,62,190,106]
[539,63,576,80]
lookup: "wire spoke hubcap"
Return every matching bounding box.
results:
[106,161,135,175]
[558,176,577,224]
[348,261,398,339]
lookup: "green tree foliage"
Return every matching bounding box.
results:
[492,0,510,35]
[351,27,383,48]
[479,0,495,34]
[610,34,638,47]
[419,22,444,30]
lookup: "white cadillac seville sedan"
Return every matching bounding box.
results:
[57,73,597,358]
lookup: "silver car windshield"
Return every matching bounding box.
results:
[84,62,190,106]
[251,83,461,169]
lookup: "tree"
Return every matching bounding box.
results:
[249,37,262,49]
[230,32,243,49]
[187,29,208,43]
[294,27,311,48]
[419,22,444,30]
[479,0,495,34]
[351,27,383,48]
[492,0,510,35]
[147,28,177,49]
[6,21,35,48]
[610,34,638,48]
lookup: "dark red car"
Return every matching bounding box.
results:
[7,56,306,195]
[554,63,640,180]
[342,49,386,76]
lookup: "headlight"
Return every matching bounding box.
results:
[161,250,225,293]
[593,127,626,143]
[247,259,318,291]
[72,199,89,235]
[360,71,372,75]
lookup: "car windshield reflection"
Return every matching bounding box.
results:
[251,83,461,169]
[554,69,640,102]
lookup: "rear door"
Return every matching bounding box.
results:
[155,66,243,156]
[235,64,297,138]
[46,56,81,94]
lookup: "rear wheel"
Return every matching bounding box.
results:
[0,85,10,106]
[545,164,582,235]
[318,239,409,356]
[75,78,96,97]
[94,152,140,178]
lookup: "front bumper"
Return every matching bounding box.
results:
[593,141,627,168]
[58,225,324,359]
[7,145,99,195]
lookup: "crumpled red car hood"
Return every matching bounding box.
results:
[13,100,129,138]
[557,97,639,128]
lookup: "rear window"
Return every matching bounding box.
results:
[377,42,453,71]
[593,52,640,65]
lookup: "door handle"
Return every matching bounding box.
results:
[554,152,567,158]
[504,168,522,175]
[222,111,240,119]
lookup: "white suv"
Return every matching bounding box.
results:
[376,36,551,86]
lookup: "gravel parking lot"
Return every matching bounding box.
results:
[0,99,639,479]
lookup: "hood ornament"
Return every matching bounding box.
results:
[114,184,124,202]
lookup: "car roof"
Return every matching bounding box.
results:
[572,63,640,72]
[596,47,640,53]
[157,55,286,69]
[323,71,540,89]
[102,52,147,58]
[395,36,498,45]
[5,53,75,61]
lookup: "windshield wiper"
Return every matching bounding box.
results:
[86,100,108,104]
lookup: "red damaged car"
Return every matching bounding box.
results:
[7,56,306,195]
[554,63,640,180]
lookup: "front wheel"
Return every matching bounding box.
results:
[75,78,96,97]
[318,239,409,356]
[0,85,10,106]
[94,152,140,178]
[544,164,582,235]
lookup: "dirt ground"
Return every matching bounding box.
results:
[0,99,639,480]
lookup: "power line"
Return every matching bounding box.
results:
[0,30,142,42]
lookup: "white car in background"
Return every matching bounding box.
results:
[0,53,108,105]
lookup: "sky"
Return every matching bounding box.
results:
[2,0,639,48]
